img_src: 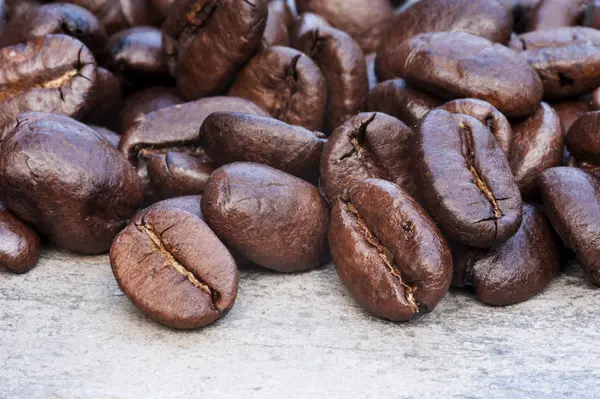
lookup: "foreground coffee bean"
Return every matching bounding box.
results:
[118,87,183,133]
[0,203,40,274]
[110,207,238,329]
[202,163,329,273]
[414,110,523,248]
[540,167,600,286]
[452,205,562,306]
[201,112,326,181]
[0,112,142,254]
[330,179,452,321]
[566,111,600,164]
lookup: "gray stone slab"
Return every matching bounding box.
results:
[1,248,599,398]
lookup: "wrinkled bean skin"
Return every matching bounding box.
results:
[84,67,123,129]
[321,112,417,202]
[414,110,523,248]
[551,96,593,132]
[228,46,327,131]
[539,167,600,286]
[367,79,442,128]
[0,113,142,254]
[452,205,562,306]
[509,103,564,198]
[201,112,326,181]
[526,0,590,32]
[376,0,513,81]
[509,27,600,52]
[118,87,183,133]
[0,34,97,130]
[0,203,40,274]
[260,0,292,50]
[296,26,368,134]
[384,32,543,118]
[566,111,600,164]
[329,179,452,321]
[110,207,238,329]
[201,163,329,273]
[290,12,330,47]
[163,0,268,100]
[90,125,121,147]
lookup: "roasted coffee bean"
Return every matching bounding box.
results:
[539,167,600,286]
[260,0,292,50]
[584,0,600,28]
[0,34,97,130]
[509,27,600,52]
[414,110,523,248]
[0,112,142,254]
[321,112,416,201]
[452,205,562,306]
[228,46,327,131]
[384,32,543,118]
[566,111,600,164]
[110,207,238,329]
[84,67,123,128]
[367,79,442,128]
[118,87,183,133]
[526,0,590,31]
[551,96,594,131]
[296,0,394,54]
[0,202,40,274]
[163,0,268,100]
[376,0,512,81]
[201,112,326,181]
[202,163,329,273]
[439,99,513,155]
[90,125,121,147]
[329,179,452,321]
[509,103,564,197]
[290,12,330,47]
[296,26,368,134]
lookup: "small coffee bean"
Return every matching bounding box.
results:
[260,0,292,50]
[0,202,40,274]
[509,27,600,52]
[84,67,123,129]
[118,87,183,134]
[551,96,593,132]
[566,111,600,164]
[290,12,330,47]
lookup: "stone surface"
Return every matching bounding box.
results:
[1,248,599,398]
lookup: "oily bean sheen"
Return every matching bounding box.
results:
[414,110,523,248]
[509,27,600,52]
[201,112,326,181]
[0,203,40,274]
[0,34,97,130]
[551,96,594,132]
[367,79,442,128]
[509,103,564,197]
[110,207,238,329]
[290,12,331,47]
[201,163,329,273]
[228,46,327,131]
[118,87,183,134]
[321,112,416,202]
[526,0,590,31]
[452,205,562,306]
[439,99,513,156]
[366,54,378,91]
[0,112,142,254]
[539,167,600,286]
[84,67,123,129]
[162,0,268,100]
[376,0,513,81]
[260,0,292,50]
[296,26,368,134]
[566,111,600,164]
[387,32,543,118]
[329,179,452,321]
[296,0,394,54]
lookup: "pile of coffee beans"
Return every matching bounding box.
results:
[2,0,600,329]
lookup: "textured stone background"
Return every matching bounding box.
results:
[1,248,599,398]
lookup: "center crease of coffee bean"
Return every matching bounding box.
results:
[275,55,301,120]
[181,0,220,38]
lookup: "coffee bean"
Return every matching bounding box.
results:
[551,96,594,132]
[526,0,589,31]
[0,202,40,274]
[201,162,329,273]
[290,12,331,47]
[509,27,600,52]
[0,112,142,254]
[228,46,327,131]
[110,207,238,329]
[90,125,121,147]
[163,0,268,100]
[296,26,368,134]
[329,178,452,321]
[201,112,326,181]
[566,111,600,164]
[84,67,123,129]
[452,204,562,306]
[414,109,523,248]
[539,167,600,286]
[583,0,600,28]
[118,87,183,134]
[260,0,292,50]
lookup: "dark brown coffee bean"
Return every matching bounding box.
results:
[110,207,238,329]
[0,112,142,254]
[452,204,562,306]
[260,0,292,50]
[321,112,417,202]
[509,103,564,198]
[0,34,97,130]
[84,67,123,128]
[296,26,368,134]
[414,110,523,248]
[163,0,268,100]
[367,79,443,128]
[329,178,452,321]
[118,87,183,134]
[202,162,329,273]
[509,27,600,52]
[90,125,121,147]
[526,0,590,32]
[290,12,330,47]
[566,111,600,164]
[228,46,327,131]
[439,99,513,155]
[376,0,513,81]
[539,167,600,286]
[201,112,326,181]
[551,96,593,131]
[0,202,40,274]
